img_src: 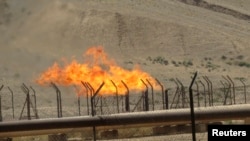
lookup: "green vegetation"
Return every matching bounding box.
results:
[146,56,168,65]
[237,61,250,68]
[124,61,133,64]
[146,56,194,68]
[220,54,250,68]
[182,60,193,67]
[221,55,227,60]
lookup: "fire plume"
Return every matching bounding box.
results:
[36,46,158,96]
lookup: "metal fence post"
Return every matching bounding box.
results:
[189,71,198,141]
[239,78,247,104]
[146,79,154,111]
[110,80,119,113]
[199,80,206,107]
[90,82,105,141]
[141,79,149,111]
[121,80,130,112]
[0,85,4,122]
[7,87,14,119]
[155,79,165,109]
[0,94,2,122]
[51,82,62,118]
[164,89,169,109]
[81,81,90,115]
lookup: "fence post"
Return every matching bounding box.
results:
[121,80,130,112]
[20,83,31,120]
[51,82,62,118]
[110,80,119,113]
[164,89,169,109]
[195,82,200,107]
[171,79,180,108]
[146,79,154,111]
[90,82,105,141]
[199,80,206,107]
[81,81,90,115]
[141,79,149,111]
[203,76,211,106]
[0,94,2,122]
[227,75,235,104]
[0,85,3,122]
[189,71,198,141]
[155,79,165,109]
[7,87,14,119]
[239,78,247,104]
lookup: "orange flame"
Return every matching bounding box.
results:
[36,46,158,96]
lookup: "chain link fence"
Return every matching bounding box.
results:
[0,76,249,141]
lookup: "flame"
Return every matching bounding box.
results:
[36,46,159,96]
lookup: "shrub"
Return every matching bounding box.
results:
[236,55,244,60]
[221,55,227,60]
[238,61,250,68]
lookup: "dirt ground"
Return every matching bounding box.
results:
[1,0,250,83]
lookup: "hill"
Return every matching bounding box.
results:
[1,0,250,90]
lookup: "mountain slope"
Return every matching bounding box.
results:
[0,0,250,86]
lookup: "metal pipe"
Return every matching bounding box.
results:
[1,104,250,138]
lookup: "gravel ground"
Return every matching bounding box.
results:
[99,133,208,141]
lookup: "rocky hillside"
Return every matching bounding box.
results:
[0,0,250,87]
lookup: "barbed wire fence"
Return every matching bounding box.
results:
[0,75,249,141]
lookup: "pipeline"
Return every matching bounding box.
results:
[1,104,250,137]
